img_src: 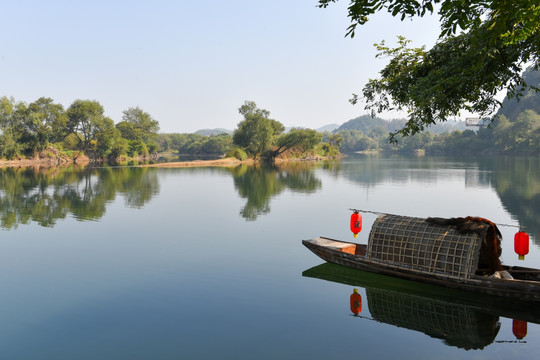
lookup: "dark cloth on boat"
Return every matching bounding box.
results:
[426,217,503,274]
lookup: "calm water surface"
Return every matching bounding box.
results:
[1,155,539,359]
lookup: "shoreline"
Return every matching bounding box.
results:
[138,157,255,168]
[0,154,338,169]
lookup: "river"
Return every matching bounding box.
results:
[0,154,539,359]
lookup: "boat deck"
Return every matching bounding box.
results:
[309,237,366,256]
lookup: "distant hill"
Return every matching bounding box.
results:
[428,120,468,133]
[316,123,340,133]
[336,115,403,135]
[195,128,233,136]
[497,67,540,121]
[335,114,468,135]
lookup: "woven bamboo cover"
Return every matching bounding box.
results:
[367,214,481,279]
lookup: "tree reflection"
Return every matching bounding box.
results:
[329,154,540,244]
[479,157,540,244]
[0,166,159,229]
[230,162,322,221]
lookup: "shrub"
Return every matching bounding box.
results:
[226,147,248,160]
[127,140,148,157]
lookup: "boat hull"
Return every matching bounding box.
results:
[303,237,540,302]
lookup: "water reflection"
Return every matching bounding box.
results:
[480,157,540,242]
[229,162,322,221]
[0,166,159,229]
[303,263,539,350]
[1,156,539,232]
[334,155,540,243]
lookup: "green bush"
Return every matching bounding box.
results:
[226,147,248,160]
[127,140,148,157]
[146,142,159,154]
[316,143,340,157]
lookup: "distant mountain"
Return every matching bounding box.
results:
[195,128,233,136]
[428,120,468,133]
[316,123,340,133]
[335,114,468,135]
[336,115,398,135]
[497,67,540,121]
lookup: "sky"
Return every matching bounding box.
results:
[1,0,443,133]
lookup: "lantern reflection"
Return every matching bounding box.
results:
[350,288,362,316]
[513,319,527,340]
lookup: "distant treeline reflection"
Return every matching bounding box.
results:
[0,166,159,229]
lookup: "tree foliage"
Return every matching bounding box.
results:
[117,107,160,143]
[232,101,328,159]
[0,97,23,158]
[233,101,285,157]
[497,67,540,120]
[0,96,161,161]
[319,0,540,141]
[274,128,323,156]
[158,133,233,155]
[66,100,108,153]
[21,98,67,152]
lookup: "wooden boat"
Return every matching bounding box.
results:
[303,214,540,301]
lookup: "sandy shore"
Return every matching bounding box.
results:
[0,155,332,169]
[138,157,255,168]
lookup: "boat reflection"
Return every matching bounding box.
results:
[303,263,539,350]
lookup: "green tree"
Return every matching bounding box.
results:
[319,0,540,141]
[272,128,322,157]
[66,100,107,153]
[493,115,515,151]
[0,97,23,159]
[233,101,285,158]
[20,97,67,152]
[509,110,540,152]
[497,68,540,121]
[199,133,233,154]
[327,132,344,148]
[96,117,127,158]
[127,139,149,157]
[118,107,160,143]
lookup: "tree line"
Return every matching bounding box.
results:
[327,110,540,156]
[329,66,540,156]
[0,97,336,163]
[158,101,340,161]
[0,96,160,161]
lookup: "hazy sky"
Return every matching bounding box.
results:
[2,1,442,133]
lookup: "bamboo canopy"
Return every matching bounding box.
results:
[367,214,484,279]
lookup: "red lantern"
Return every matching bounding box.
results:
[350,211,362,238]
[514,231,529,260]
[513,319,527,340]
[350,288,362,315]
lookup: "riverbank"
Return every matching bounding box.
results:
[138,157,255,168]
[137,154,340,168]
[0,153,338,169]
[0,152,89,168]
